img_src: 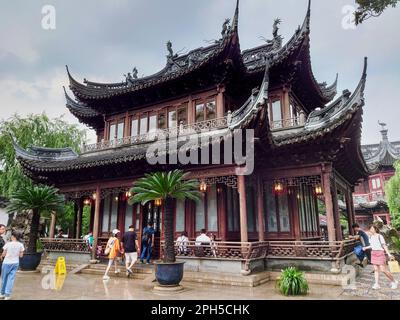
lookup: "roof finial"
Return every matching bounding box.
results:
[378,121,389,142]
[231,0,239,32]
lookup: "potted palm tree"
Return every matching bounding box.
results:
[7,185,65,271]
[128,170,200,287]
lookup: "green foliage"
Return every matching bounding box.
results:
[6,184,65,252]
[385,161,400,230]
[36,238,44,252]
[128,170,201,205]
[355,0,399,24]
[0,113,86,197]
[391,236,400,253]
[55,202,75,236]
[81,205,91,236]
[276,267,309,296]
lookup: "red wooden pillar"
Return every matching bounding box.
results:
[322,170,336,242]
[76,198,83,239]
[91,185,101,260]
[331,179,343,241]
[345,188,355,236]
[256,177,265,242]
[217,185,227,241]
[290,187,301,241]
[72,200,78,238]
[238,175,248,242]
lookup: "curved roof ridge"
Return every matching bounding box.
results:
[305,57,367,131]
[12,137,78,162]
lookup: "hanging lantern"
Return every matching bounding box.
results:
[92,193,97,200]
[155,198,162,207]
[125,191,132,198]
[315,185,323,196]
[83,199,91,206]
[199,180,207,192]
[273,181,284,194]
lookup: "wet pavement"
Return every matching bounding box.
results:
[4,265,400,300]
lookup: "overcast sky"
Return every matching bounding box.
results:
[0,0,399,144]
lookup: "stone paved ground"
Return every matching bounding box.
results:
[341,265,400,300]
[3,265,400,300]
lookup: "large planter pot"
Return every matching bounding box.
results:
[155,261,185,286]
[19,252,43,271]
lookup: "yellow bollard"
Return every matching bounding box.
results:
[54,257,67,275]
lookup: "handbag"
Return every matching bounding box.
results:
[388,258,400,273]
[104,238,115,255]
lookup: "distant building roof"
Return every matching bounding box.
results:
[362,123,400,171]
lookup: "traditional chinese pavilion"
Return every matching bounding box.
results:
[14,0,368,276]
[353,124,400,229]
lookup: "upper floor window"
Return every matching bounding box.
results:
[109,121,124,140]
[269,98,283,129]
[371,178,381,190]
[195,98,216,123]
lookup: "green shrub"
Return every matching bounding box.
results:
[276,267,309,296]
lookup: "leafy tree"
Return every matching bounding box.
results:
[0,113,86,197]
[128,170,201,263]
[7,185,65,253]
[385,161,400,230]
[355,0,399,24]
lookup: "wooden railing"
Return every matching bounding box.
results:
[40,238,359,263]
[267,240,359,260]
[40,238,90,253]
[270,116,304,131]
[81,117,228,153]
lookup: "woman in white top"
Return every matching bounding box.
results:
[0,231,24,300]
[363,224,398,290]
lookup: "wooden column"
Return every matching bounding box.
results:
[217,185,227,241]
[49,212,56,238]
[91,186,101,260]
[331,179,343,241]
[187,95,194,124]
[322,171,336,242]
[76,198,83,239]
[216,86,225,118]
[238,175,248,242]
[256,177,265,242]
[345,188,355,236]
[72,200,78,238]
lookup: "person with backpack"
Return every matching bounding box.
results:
[363,224,398,290]
[140,222,155,264]
[103,229,121,281]
[0,224,6,277]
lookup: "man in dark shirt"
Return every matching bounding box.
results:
[351,223,371,264]
[140,222,155,264]
[121,225,139,277]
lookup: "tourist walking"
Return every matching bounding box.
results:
[121,225,139,277]
[176,231,189,255]
[351,223,371,265]
[0,224,6,276]
[140,222,155,264]
[0,231,24,300]
[363,224,398,290]
[103,229,121,281]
